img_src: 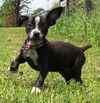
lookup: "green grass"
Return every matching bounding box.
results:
[0,2,100,102]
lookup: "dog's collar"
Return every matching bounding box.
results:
[24,39,46,49]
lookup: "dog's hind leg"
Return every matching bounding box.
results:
[70,54,85,83]
[71,68,83,83]
[59,69,72,84]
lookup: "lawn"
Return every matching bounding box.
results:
[0,2,100,102]
[0,26,99,103]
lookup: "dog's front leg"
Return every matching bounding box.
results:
[8,52,26,72]
[31,65,48,94]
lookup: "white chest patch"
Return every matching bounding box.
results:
[23,48,38,66]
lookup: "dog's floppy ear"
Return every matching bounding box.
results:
[18,15,29,26]
[46,7,63,26]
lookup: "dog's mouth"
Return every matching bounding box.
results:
[24,38,45,49]
[26,37,43,45]
[32,36,43,42]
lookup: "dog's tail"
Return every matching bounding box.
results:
[81,45,92,52]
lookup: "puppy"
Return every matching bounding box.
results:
[9,7,91,93]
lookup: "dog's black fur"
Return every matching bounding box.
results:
[9,7,91,92]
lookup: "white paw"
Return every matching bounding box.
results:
[31,87,41,94]
[8,66,11,71]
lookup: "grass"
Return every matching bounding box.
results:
[0,1,100,102]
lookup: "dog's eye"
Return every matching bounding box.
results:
[27,24,33,29]
[40,22,45,26]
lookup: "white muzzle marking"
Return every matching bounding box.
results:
[30,16,41,39]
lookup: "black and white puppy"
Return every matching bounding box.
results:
[8,7,91,93]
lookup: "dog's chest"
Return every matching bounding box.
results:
[23,48,38,66]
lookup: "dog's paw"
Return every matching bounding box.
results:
[31,87,41,94]
[8,66,18,72]
[8,66,11,71]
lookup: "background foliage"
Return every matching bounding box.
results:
[32,8,45,15]
[0,0,30,26]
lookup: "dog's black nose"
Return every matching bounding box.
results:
[34,32,40,36]
[33,32,40,40]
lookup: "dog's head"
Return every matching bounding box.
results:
[18,7,63,44]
